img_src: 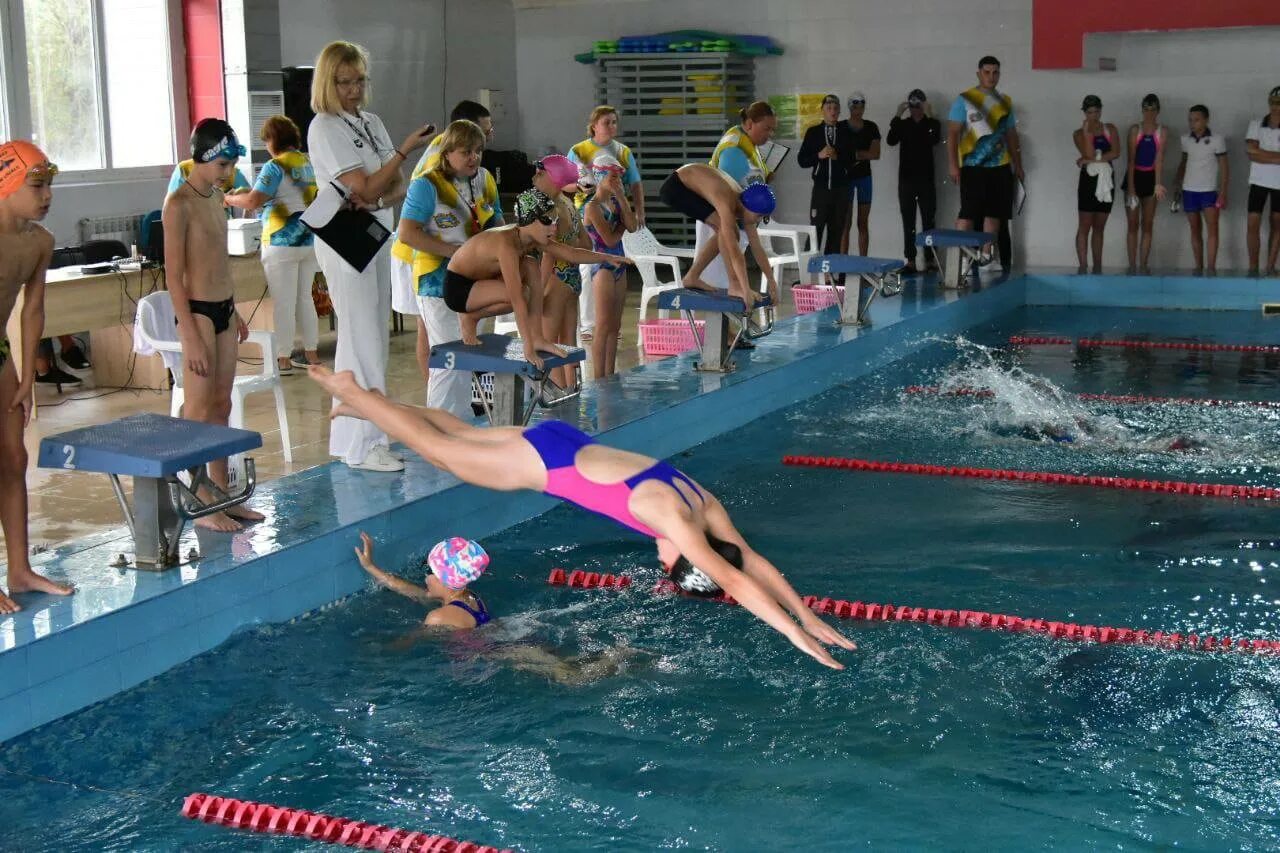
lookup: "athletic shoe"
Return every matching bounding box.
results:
[349,445,404,472]
[61,346,91,370]
[36,365,82,389]
[290,356,320,369]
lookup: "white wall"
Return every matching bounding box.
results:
[512,0,1280,271]
[278,0,520,150]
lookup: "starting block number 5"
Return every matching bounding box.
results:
[819,259,831,273]
[62,444,76,470]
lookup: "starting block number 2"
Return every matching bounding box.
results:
[62,444,76,470]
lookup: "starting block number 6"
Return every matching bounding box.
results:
[444,351,456,369]
[62,444,76,470]
[924,234,934,247]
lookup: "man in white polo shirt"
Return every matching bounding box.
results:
[1175,104,1229,275]
[1245,86,1280,277]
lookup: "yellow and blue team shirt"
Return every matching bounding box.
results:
[391,165,503,297]
[568,138,642,208]
[949,87,1017,168]
[710,126,770,187]
[253,150,317,247]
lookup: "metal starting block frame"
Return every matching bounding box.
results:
[806,254,905,325]
[657,288,773,373]
[917,229,996,289]
[429,334,586,426]
[37,414,262,569]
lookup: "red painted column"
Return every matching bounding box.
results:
[1033,0,1280,69]
[183,0,225,123]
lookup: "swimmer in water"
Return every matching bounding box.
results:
[313,366,855,670]
[355,531,646,684]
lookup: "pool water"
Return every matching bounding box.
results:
[4,307,1280,851]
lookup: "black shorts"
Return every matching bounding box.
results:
[443,269,477,313]
[660,171,715,223]
[1077,167,1114,213]
[1247,184,1280,214]
[958,166,1013,223]
[1127,170,1156,199]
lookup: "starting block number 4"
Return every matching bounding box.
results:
[62,445,76,470]
[669,295,682,310]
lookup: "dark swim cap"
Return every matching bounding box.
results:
[1141,93,1160,110]
[514,188,557,226]
[668,534,744,598]
[190,118,245,163]
[1081,94,1102,111]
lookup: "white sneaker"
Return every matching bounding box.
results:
[349,445,404,472]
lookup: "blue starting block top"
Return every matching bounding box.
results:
[807,254,904,276]
[38,413,262,477]
[429,334,585,377]
[916,228,995,248]
[656,288,773,313]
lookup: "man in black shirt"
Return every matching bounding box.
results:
[797,94,856,263]
[841,92,881,257]
[886,89,942,274]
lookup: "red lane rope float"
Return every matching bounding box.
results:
[547,572,1280,654]
[1009,335,1280,354]
[903,385,1280,409]
[780,454,1280,501]
[180,793,513,852]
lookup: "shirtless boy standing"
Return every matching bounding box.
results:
[162,119,265,532]
[0,141,75,612]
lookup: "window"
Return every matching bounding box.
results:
[10,0,176,172]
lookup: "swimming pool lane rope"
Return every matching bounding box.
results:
[547,571,1280,654]
[903,385,1280,410]
[180,792,513,852]
[781,454,1280,502]
[1009,335,1280,354]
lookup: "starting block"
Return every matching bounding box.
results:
[657,288,773,373]
[429,334,585,426]
[917,229,995,289]
[806,255,905,325]
[37,414,261,569]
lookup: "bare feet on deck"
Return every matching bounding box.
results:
[3,568,76,612]
[196,511,242,532]
[225,504,265,522]
[460,316,481,346]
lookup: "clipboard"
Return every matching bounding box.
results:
[301,181,391,273]
[760,142,791,175]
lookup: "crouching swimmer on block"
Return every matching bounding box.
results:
[354,531,645,684]
[658,163,780,310]
[442,188,633,369]
[313,366,856,670]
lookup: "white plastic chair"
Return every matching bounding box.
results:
[623,226,696,320]
[758,222,819,291]
[133,292,292,485]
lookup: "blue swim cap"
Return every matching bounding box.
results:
[740,182,776,216]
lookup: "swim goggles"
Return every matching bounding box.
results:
[198,137,247,162]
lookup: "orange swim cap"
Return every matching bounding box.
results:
[0,140,54,200]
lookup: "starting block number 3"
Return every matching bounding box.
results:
[444,351,456,369]
[62,444,76,470]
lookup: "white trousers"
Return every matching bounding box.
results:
[416,293,472,416]
[390,256,421,316]
[261,244,320,358]
[694,220,748,290]
[315,239,391,464]
[577,263,594,330]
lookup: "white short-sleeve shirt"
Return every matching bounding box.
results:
[307,109,397,229]
[1246,118,1280,190]
[1180,131,1228,193]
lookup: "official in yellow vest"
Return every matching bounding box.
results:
[413,100,495,179]
[710,101,778,187]
[223,115,320,373]
[392,120,502,416]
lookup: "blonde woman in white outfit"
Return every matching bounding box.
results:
[307,40,434,472]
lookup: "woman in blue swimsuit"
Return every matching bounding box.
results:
[312,365,854,670]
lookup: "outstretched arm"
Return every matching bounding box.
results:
[543,239,634,267]
[354,532,433,605]
[702,498,855,652]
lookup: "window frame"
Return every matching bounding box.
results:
[2,0,184,182]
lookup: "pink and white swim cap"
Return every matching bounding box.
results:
[427,537,490,589]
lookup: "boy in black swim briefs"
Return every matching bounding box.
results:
[0,140,76,613]
[162,118,265,533]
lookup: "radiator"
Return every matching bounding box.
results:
[78,213,146,248]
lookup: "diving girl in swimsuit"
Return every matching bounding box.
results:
[311,366,855,670]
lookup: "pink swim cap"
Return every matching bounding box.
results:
[427,537,490,589]
[536,154,581,192]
